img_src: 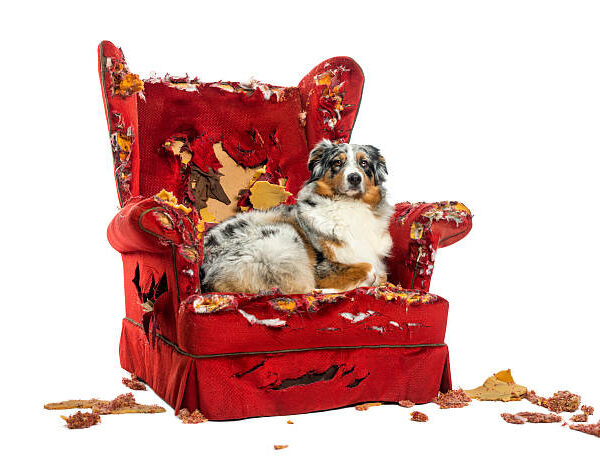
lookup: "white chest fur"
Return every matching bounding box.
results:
[301,198,393,274]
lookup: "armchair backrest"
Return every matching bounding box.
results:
[98,41,364,223]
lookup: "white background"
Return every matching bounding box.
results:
[3,0,599,456]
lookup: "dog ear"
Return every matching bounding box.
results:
[363,145,388,185]
[307,139,334,183]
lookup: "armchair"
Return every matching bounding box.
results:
[99,41,472,420]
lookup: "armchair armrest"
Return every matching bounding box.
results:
[107,191,203,256]
[108,191,204,343]
[387,201,472,292]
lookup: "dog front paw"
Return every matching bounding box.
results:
[375,272,388,286]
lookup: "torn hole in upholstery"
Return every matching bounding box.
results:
[248,180,292,210]
[178,246,199,263]
[151,210,174,230]
[238,309,286,328]
[266,365,340,391]
[233,360,266,378]
[132,265,168,312]
[107,57,144,98]
[191,294,237,314]
[269,297,298,314]
[363,283,437,304]
[339,311,376,323]
[341,366,355,377]
[132,265,168,346]
[347,373,370,388]
[154,189,192,214]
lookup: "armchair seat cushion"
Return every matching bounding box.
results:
[176,286,448,355]
[120,285,451,420]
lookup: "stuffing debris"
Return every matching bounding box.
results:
[122,374,146,391]
[398,400,416,408]
[570,413,589,423]
[61,411,101,430]
[526,390,581,413]
[513,412,562,423]
[433,389,471,409]
[355,402,382,411]
[569,421,600,438]
[501,413,527,424]
[410,411,429,422]
[581,405,594,416]
[177,408,208,424]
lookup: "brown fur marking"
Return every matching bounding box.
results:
[315,171,345,196]
[315,179,334,197]
[361,184,381,207]
[320,238,343,261]
[317,237,372,290]
[317,262,373,290]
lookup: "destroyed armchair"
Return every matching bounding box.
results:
[99,41,472,420]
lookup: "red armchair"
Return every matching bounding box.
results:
[99,41,472,420]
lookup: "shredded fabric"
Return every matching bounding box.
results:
[193,295,237,314]
[238,309,286,328]
[339,311,375,323]
[45,399,101,410]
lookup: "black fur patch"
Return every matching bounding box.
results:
[307,140,342,184]
[314,249,325,264]
[361,145,387,185]
[261,227,279,238]
[204,233,217,247]
[234,219,249,229]
[220,219,250,238]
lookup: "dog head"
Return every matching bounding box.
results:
[306,140,388,201]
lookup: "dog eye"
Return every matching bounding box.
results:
[359,160,369,168]
[332,159,343,168]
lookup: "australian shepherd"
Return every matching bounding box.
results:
[200,139,393,293]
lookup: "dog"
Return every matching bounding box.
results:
[200,139,394,294]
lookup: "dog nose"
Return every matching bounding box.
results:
[348,173,362,186]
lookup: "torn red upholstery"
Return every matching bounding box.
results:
[99,40,471,420]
